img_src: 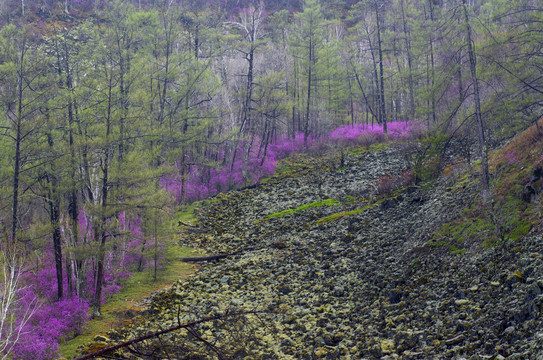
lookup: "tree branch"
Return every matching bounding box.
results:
[73,310,267,360]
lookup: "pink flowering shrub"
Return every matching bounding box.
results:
[162,122,424,203]
[330,121,424,144]
[11,283,89,359]
[15,234,130,358]
[505,150,519,165]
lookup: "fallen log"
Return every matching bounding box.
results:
[180,251,240,262]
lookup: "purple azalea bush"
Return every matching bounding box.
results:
[14,263,90,359]
[12,212,141,358]
[162,121,423,203]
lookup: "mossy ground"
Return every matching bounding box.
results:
[316,199,384,224]
[266,198,341,219]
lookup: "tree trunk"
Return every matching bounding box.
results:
[93,71,114,317]
[241,48,255,182]
[364,21,382,125]
[44,121,64,301]
[304,37,313,145]
[351,58,377,121]
[11,46,25,244]
[428,0,436,124]
[400,0,415,120]
[49,190,63,300]
[463,0,489,196]
[375,4,387,133]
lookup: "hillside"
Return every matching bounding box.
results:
[78,122,543,359]
[1,0,542,358]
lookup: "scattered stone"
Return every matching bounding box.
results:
[444,334,465,346]
[380,339,396,354]
[455,299,470,306]
[78,143,543,359]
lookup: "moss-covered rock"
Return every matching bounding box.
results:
[80,138,543,359]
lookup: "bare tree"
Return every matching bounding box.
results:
[226,1,267,181]
[0,250,39,359]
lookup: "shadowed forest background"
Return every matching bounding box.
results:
[0,0,542,358]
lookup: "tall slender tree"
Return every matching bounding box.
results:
[462,0,489,196]
[290,0,324,143]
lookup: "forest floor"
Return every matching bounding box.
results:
[76,122,543,359]
[59,210,202,360]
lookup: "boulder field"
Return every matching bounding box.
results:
[82,142,543,359]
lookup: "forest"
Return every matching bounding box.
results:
[0,0,542,358]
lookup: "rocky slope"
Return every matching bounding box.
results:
[81,140,543,360]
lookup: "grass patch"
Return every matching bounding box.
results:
[173,203,199,226]
[59,243,201,358]
[427,239,466,255]
[349,147,367,156]
[348,142,390,156]
[266,199,341,219]
[316,200,383,224]
[369,142,389,152]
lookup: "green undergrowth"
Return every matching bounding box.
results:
[60,239,200,359]
[316,199,384,224]
[431,181,535,255]
[266,199,341,219]
[173,202,199,226]
[348,142,390,156]
[450,172,477,193]
[427,239,466,255]
[430,122,543,255]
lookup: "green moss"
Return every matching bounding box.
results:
[369,142,389,152]
[266,199,341,219]
[280,166,293,174]
[316,200,383,224]
[451,247,467,255]
[344,195,358,204]
[204,197,222,205]
[349,147,368,156]
[509,221,531,241]
[316,208,361,224]
[427,239,465,255]
[434,190,535,250]
[451,173,475,192]
[267,208,296,219]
